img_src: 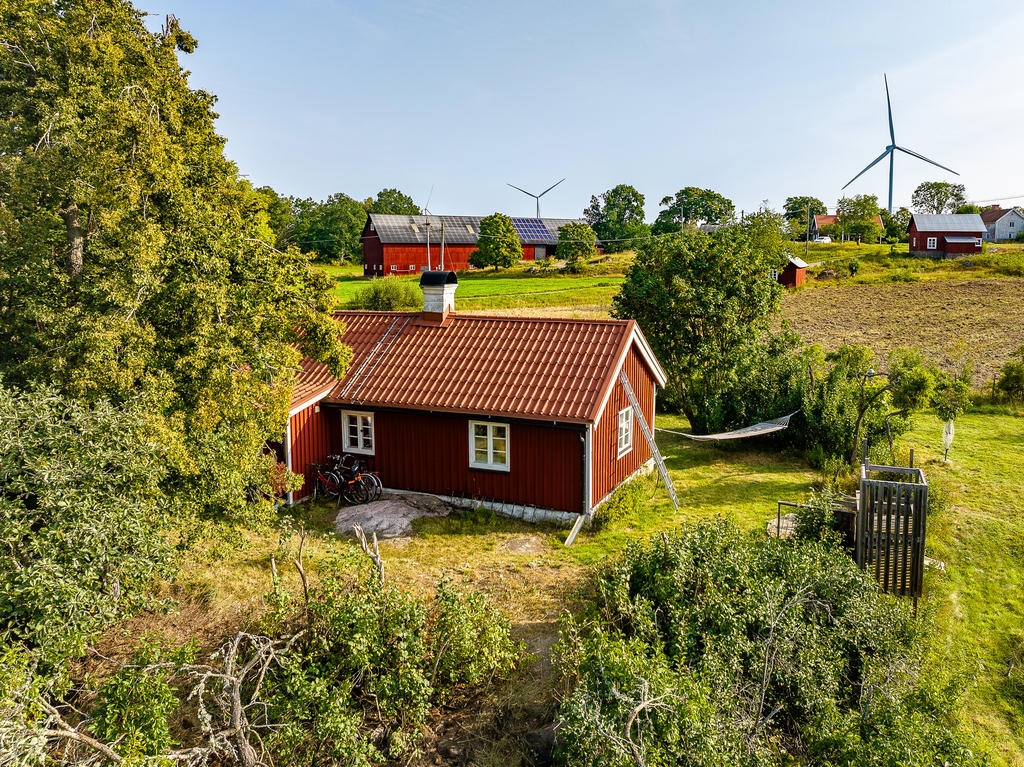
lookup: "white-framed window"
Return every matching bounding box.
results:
[469,421,509,471]
[912,236,917,248]
[926,236,937,249]
[617,407,634,457]
[976,237,983,246]
[342,411,374,454]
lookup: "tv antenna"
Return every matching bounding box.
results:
[506,178,565,218]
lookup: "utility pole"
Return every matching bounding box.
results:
[805,203,810,259]
[425,220,432,271]
[440,220,446,270]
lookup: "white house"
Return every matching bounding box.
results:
[980,206,1024,242]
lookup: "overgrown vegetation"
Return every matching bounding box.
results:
[0,554,519,766]
[348,275,421,310]
[555,521,985,766]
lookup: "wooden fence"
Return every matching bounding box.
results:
[855,462,928,598]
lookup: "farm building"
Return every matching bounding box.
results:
[908,213,985,257]
[811,211,885,242]
[361,213,588,277]
[778,255,807,288]
[285,271,666,524]
[980,206,1024,242]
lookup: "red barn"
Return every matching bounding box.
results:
[361,214,589,277]
[908,213,985,257]
[285,271,666,525]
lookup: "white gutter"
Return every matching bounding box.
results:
[584,423,593,519]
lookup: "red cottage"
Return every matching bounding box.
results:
[778,255,807,288]
[361,213,591,277]
[285,272,666,525]
[908,213,985,257]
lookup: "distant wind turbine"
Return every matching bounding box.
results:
[843,74,958,213]
[506,178,565,218]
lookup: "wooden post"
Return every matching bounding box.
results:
[908,448,914,469]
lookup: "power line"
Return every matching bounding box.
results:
[969,194,1024,204]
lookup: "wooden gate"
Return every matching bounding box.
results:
[855,463,928,598]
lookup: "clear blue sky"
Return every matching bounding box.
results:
[151,0,1024,220]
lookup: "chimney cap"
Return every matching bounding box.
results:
[420,270,458,287]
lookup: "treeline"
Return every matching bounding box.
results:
[257,186,421,262]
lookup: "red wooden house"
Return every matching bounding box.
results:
[361,214,590,277]
[285,271,666,524]
[908,213,985,257]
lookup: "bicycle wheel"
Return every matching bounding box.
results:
[342,478,370,506]
[360,472,382,502]
[321,470,342,500]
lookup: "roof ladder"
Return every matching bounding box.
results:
[619,370,678,513]
[338,316,411,400]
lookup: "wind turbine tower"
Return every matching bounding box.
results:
[843,75,959,213]
[506,178,566,218]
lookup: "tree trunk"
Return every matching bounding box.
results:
[61,202,84,278]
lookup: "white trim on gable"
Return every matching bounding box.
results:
[592,325,666,427]
[289,387,332,418]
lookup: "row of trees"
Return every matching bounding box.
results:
[257,186,420,262]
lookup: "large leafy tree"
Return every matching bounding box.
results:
[289,192,367,263]
[468,213,521,270]
[255,185,295,249]
[0,0,349,524]
[880,205,912,241]
[583,184,650,252]
[556,221,598,273]
[912,181,967,214]
[367,187,420,215]
[612,223,783,432]
[783,196,827,239]
[835,194,883,243]
[652,187,734,234]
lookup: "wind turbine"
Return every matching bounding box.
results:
[843,74,958,213]
[506,178,565,218]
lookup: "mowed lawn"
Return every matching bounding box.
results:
[906,412,1024,766]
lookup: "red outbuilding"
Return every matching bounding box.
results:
[361,213,590,277]
[778,255,807,288]
[285,271,666,525]
[908,213,986,257]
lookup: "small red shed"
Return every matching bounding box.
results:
[778,255,807,288]
[286,271,667,525]
[362,214,592,277]
[908,213,985,257]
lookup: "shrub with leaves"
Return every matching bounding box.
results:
[260,561,518,765]
[0,385,171,664]
[556,221,598,273]
[997,345,1024,403]
[348,275,420,310]
[554,521,985,767]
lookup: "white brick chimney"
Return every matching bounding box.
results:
[420,270,458,322]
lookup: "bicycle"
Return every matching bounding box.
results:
[335,454,382,503]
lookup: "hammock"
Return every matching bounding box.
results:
[656,411,799,441]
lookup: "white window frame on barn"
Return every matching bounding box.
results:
[926,237,937,249]
[975,237,983,246]
[617,407,634,457]
[469,421,510,472]
[342,411,374,455]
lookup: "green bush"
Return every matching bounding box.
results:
[887,266,920,282]
[847,258,861,276]
[348,276,420,310]
[261,562,518,765]
[997,346,1024,403]
[553,521,985,767]
[0,386,171,665]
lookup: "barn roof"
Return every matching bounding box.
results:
[813,213,885,229]
[290,312,666,424]
[910,213,986,233]
[367,213,587,246]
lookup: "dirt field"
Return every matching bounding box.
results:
[782,278,1024,383]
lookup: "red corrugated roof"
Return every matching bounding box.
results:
[814,213,885,229]
[290,312,664,424]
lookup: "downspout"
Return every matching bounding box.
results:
[285,417,294,506]
[584,424,593,521]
